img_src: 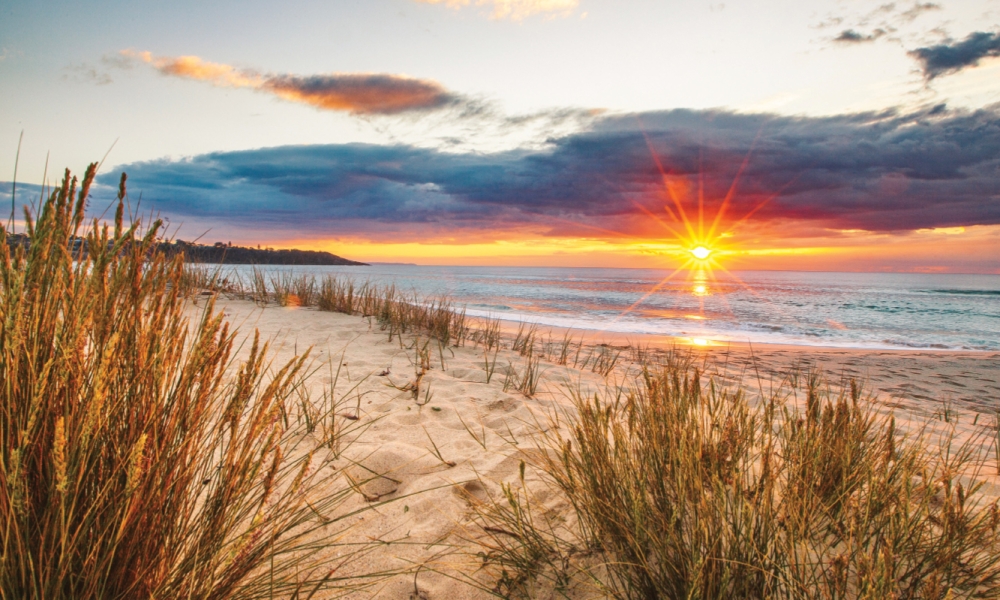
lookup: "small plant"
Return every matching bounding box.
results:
[436,338,451,371]
[512,323,538,356]
[501,351,543,397]
[389,336,433,404]
[423,427,456,467]
[315,276,473,351]
[292,272,317,306]
[572,338,585,369]
[590,344,622,377]
[419,382,435,406]
[557,330,576,366]
[475,315,503,352]
[457,411,488,450]
[178,262,228,295]
[503,361,518,393]
[936,396,957,423]
[484,345,499,383]
[627,340,651,365]
[518,350,542,397]
[316,352,371,457]
[246,264,270,305]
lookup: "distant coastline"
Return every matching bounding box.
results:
[160,240,368,265]
[4,234,367,266]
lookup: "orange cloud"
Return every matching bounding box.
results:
[414,0,579,20]
[263,74,454,115]
[124,51,455,115]
[124,51,260,88]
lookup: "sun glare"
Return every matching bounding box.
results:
[606,132,784,348]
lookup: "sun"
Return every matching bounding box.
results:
[691,245,712,260]
[603,132,781,343]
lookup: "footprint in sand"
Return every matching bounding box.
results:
[455,480,489,504]
[486,398,519,413]
[345,449,408,501]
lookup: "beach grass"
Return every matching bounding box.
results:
[472,359,1000,599]
[193,266,495,355]
[0,166,382,598]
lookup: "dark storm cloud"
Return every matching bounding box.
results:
[910,31,1000,79]
[96,106,1000,238]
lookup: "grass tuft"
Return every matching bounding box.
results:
[476,358,1000,599]
[1,166,381,598]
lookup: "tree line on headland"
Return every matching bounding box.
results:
[5,232,367,265]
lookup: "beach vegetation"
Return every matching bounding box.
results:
[0,166,382,599]
[472,359,1000,599]
[556,329,577,366]
[484,345,500,384]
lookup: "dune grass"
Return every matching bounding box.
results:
[190,266,496,356]
[0,167,380,599]
[473,358,1000,599]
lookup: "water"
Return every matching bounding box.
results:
[223,265,1000,351]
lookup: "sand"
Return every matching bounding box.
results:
[193,296,1000,599]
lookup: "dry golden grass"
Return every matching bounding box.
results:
[0,166,384,599]
[472,359,1000,599]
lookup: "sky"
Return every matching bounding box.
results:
[1,0,999,272]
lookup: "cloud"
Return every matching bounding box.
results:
[120,50,598,153]
[124,51,457,115]
[262,74,457,114]
[817,1,939,30]
[413,0,578,21]
[131,52,260,88]
[899,2,940,22]
[820,2,942,47]
[834,29,886,43]
[96,106,1000,240]
[62,63,114,85]
[909,31,1000,79]
[60,53,137,85]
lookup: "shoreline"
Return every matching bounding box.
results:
[489,315,1000,356]
[191,264,1000,353]
[480,316,1000,416]
[213,296,1000,416]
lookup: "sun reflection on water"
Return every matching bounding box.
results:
[602,129,793,347]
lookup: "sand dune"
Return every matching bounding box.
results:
[197,297,1000,598]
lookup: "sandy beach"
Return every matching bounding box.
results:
[10,2,1000,595]
[196,296,1000,599]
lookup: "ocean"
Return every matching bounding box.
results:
[220,265,1000,351]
